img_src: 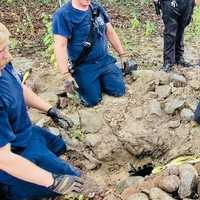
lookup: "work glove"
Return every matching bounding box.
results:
[49,174,84,196]
[47,107,74,129]
[119,52,129,67]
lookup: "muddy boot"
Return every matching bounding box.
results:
[176,57,193,68]
[160,63,173,72]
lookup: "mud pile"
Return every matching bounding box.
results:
[29,66,200,199]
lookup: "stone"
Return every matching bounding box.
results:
[149,99,162,116]
[103,194,121,200]
[47,127,60,136]
[149,187,175,200]
[84,134,102,147]
[35,117,49,127]
[189,80,200,90]
[155,85,171,100]
[167,120,181,129]
[39,91,57,105]
[126,193,149,200]
[80,110,104,133]
[180,108,194,121]
[178,164,198,199]
[170,73,186,87]
[185,98,199,111]
[164,97,185,114]
[117,176,144,193]
[158,175,180,193]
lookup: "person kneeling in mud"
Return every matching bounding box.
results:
[0,22,83,200]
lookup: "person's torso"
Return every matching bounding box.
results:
[59,2,109,63]
[0,64,32,149]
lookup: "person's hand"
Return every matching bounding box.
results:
[65,73,76,96]
[49,174,84,195]
[119,52,129,66]
[47,106,74,129]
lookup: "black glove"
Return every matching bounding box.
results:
[49,174,83,195]
[123,59,138,76]
[47,107,74,129]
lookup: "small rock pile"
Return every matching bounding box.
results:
[119,164,199,200]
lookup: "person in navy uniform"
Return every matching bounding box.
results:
[0,22,84,200]
[156,0,195,72]
[53,0,127,107]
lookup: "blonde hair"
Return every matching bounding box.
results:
[0,23,10,46]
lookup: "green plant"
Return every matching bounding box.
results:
[187,7,200,37]
[10,38,18,50]
[131,17,140,30]
[42,14,56,66]
[70,128,85,141]
[144,20,156,36]
[39,0,52,5]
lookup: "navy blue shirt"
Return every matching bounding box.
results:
[52,1,110,63]
[0,64,32,149]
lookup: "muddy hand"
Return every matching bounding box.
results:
[47,106,74,129]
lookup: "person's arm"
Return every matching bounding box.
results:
[54,35,73,81]
[106,23,125,56]
[196,0,200,5]
[22,84,51,113]
[0,143,53,187]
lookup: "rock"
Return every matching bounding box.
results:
[35,117,49,127]
[149,187,175,200]
[47,127,60,136]
[185,98,198,112]
[80,110,104,133]
[180,109,194,121]
[164,97,185,114]
[189,80,200,90]
[39,91,57,105]
[155,85,171,100]
[196,178,200,199]
[103,194,121,200]
[133,70,170,85]
[149,99,162,116]
[84,134,102,147]
[161,165,179,176]
[94,129,122,161]
[117,176,144,193]
[167,120,181,129]
[170,73,186,87]
[158,175,180,193]
[178,164,198,199]
[126,193,149,200]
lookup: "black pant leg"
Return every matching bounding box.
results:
[175,23,185,61]
[175,0,195,61]
[161,1,180,65]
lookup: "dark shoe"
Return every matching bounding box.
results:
[160,63,173,72]
[197,59,200,67]
[176,57,193,68]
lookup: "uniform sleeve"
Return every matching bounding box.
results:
[0,100,16,148]
[99,6,110,24]
[52,12,73,38]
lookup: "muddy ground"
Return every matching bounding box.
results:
[1,0,200,199]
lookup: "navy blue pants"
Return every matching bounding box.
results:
[73,55,125,107]
[0,125,80,200]
[161,0,195,65]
